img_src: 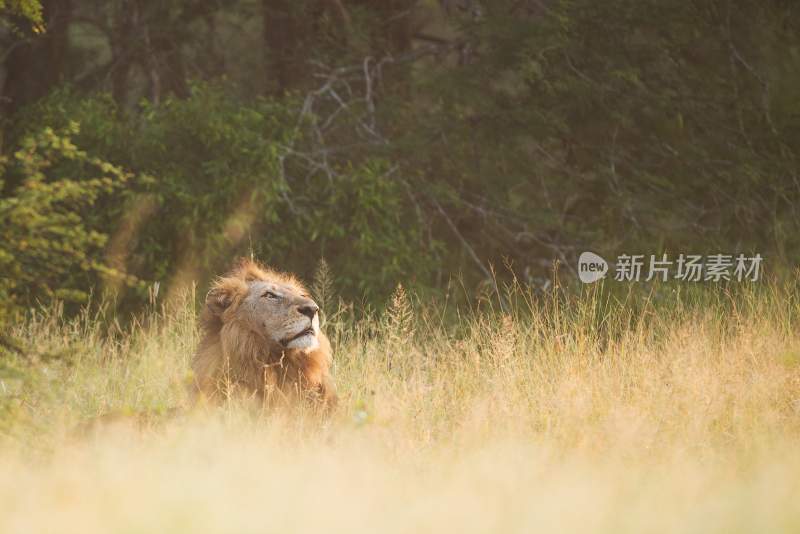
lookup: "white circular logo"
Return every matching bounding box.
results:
[578,251,608,283]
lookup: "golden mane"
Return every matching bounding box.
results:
[191,258,336,409]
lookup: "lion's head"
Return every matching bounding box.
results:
[208,265,321,352]
[191,259,336,408]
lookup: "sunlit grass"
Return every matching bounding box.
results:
[1,279,799,533]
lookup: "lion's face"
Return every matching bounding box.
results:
[236,279,321,351]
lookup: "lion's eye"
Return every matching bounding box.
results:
[262,290,280,300]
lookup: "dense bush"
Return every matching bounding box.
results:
[0,122,133,326]
[7,85,435,312]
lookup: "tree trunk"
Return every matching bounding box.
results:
[262,0,300,94]
[110,0,136,107]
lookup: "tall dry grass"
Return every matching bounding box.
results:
[1,279,799,533]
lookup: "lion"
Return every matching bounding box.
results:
[191,259,337,409]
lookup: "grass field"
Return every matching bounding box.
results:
[1,279,799,533]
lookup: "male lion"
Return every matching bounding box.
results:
[191,259,337,409]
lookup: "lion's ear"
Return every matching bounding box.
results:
[205,279,246,317]
[206,288,233,316]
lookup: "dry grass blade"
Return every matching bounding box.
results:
[1,281,799,533]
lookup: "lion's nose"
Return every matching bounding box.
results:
[297,303,319,319]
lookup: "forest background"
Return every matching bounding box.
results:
[1,0,799,322]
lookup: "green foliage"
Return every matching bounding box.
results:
[0,122,131,325]
[2,0,800,320]
[0,0,43,33]
[12,85,434,307]
[400,0,800,267]
[290,159,434,297]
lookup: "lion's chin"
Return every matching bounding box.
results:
[284,333,319,351]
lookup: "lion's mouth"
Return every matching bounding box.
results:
[281,327,314,346]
